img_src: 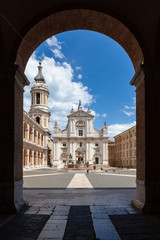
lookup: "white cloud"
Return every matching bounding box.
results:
[133,97,136,104]
[75,66,82,71]
[108,121,136,139]
[124,105,136,110]
[102,113,107,118]
[77,74,82,79]
[50,48,64,59]
[24,52,96,132]
[122,110,135,117]
[46,36,64,59]
[46,36,62,49]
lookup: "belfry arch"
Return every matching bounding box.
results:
[1,4,160,214]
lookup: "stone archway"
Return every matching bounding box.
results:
[16,9,143,72]
[1,4,160,214]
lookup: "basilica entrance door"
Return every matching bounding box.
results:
[78,157,83,162]
[95,158,99,164]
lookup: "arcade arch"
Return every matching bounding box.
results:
[1,6,160,214]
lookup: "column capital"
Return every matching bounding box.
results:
[0,64,30,87]
[130,64,145,88]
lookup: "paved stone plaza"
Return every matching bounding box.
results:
[1,168,160,239]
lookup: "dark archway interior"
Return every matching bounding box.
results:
[0,1,160,215]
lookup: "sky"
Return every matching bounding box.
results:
[24,30,136,139]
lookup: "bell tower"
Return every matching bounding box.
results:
[29,62,51,130]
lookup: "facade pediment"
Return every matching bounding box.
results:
[68,110,93,118]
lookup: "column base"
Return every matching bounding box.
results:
[103,160,108,165]
[0,180,28,213]
[132,179,160,213]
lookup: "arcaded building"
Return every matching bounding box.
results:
[52,102,108,167]
[114,125,136,167]
[23,63,51,168]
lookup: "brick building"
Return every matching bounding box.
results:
[113,125,136,167]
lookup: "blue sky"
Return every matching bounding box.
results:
[24,30,136,138]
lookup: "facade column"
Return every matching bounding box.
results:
[102,141,107,165]
[24,149,29,167]
[35,152,38,167]
[25,125,29,140]
[70,142,72,161]
[86,142,88,163]
[38,152,40,166]
[105,142,108,165]
[55,142,57,160]
[41,153,44,166]
[0,65,29,212]
[131,64,160,213]
[34,93,36,104]
[88,142,90,161]
[31,150,34,167]
[53,142,56,160]
[32,128,34,143]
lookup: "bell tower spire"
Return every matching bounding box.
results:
[29,62,51,131]
[34,61,46,83]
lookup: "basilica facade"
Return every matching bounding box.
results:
[52,102,108,168]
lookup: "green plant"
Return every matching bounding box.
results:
[127,165,130,169]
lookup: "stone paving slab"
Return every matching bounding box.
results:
[63,206,96,239]
[90,206,121,240]
[37,206,70,240]
[110,214,160,240]
[0,207,50,240]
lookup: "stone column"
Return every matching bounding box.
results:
[35,152,38,167]
[31,150,34,167]
[53,142,56,160]
[105,142,108,165]
[40,93,42,104]
[25,125,29,140]
[0,65,29,213]
[34,93,36,104]
[86,142,88,163]
[88,142,90,161]
[24,149,29,168]
[131,64,160,213]
[41,153,44,166]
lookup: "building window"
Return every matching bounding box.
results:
[130,133,132,138]
[123,145,125,150]
[127,144,128,149]
[36,116,40,124]
[130,151,132,156]
[63,143,66,147]
[80,142,83,147]
[95,143,99,147]
[79,130,83,136]
[130,143,132,148]
[36,93,40,104]
[127,135,128,139]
